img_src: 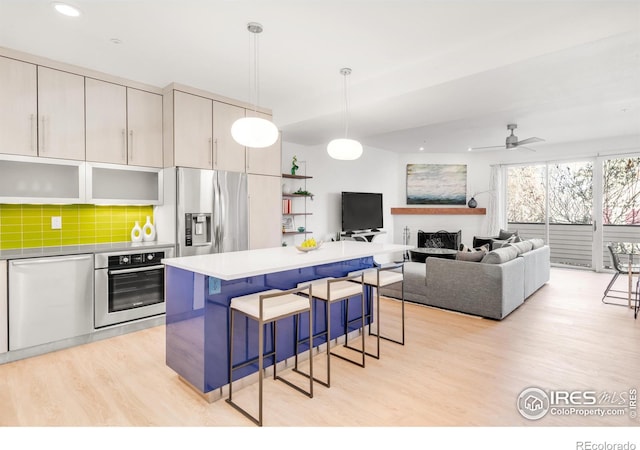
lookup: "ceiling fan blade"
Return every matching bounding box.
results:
[517,146,536,152]
[516,137,545,146]
[467,145,504,152]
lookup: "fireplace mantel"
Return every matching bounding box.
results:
[391,207,486,215]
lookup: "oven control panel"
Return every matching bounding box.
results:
[108,251,165,269]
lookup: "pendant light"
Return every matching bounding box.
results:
[327,68,363,160]
[231,22,279,148]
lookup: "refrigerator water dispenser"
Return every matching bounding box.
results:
[185,213,211,246]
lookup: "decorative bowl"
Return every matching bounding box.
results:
[296,245,317,252]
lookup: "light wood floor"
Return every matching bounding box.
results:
[1,267,638,428]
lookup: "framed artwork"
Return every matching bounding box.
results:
[282,216,295,231]
[406,164,467,205]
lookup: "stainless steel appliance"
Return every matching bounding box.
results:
[176,167,248,257]
[9,254,94,351]
[94,247,174,328]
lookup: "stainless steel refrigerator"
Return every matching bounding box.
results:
[176,167,248,257]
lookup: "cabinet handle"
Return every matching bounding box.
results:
[129,130,134,161]
[30,114,36,154]
[208,137,212,166]
[122,129,127,161]
[40,116,46,153]
[213,138,218,167]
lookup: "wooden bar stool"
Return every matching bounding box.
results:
[226,285,313,426]
[295,273,365,387]
[349,263,405,359]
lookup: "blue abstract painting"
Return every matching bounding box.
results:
[406,164,467,205]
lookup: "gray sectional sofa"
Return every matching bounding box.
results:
[380,240,550,320]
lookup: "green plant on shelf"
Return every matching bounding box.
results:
[293,188,314,199]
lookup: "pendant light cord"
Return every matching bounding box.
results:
[341,68,352,138]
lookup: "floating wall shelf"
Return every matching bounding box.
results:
[391,207,486,215]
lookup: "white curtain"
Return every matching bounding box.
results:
[487,165,507,235]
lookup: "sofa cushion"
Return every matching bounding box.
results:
[481,245,519,264]
[456,250,485,262]
[528,238,545,249]
[498,228,519,240]
[509,240,534,255]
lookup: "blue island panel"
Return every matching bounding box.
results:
[165,257,374,394]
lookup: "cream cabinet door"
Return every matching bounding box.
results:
[86,78,127,164]
[37,66,85,160]
[127,88,163,168]
[246,111,281,176]
[0,57,37,157]
[173,91,213,169]
[213,101,245,172]
[248,174,282,249]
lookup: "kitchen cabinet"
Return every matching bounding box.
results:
[171,90,248,172]
[0,260,7,354]
[246,111,281,176]
[0,56,37,157]
[248,174,282,249]
[173,90,213,169]
[9,254,94,351]
[37,66,85,160]
[86,80,163,168]
[85,78,128,165]
[126,87,163,168]
[213,100,246,172]
[87,162,163,205]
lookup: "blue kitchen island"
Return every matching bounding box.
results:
[161,240,409,401]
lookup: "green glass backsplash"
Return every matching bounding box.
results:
[0,204,154,250]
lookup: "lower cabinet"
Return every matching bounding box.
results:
[0,260,7,354]
[248,174,282,249]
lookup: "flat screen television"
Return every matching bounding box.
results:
[341,191,383,233]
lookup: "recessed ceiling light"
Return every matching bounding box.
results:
[110,38,122,45]
[52,2,81,17]
[419,146,424,151]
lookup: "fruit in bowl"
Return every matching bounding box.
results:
[296,238,321,252]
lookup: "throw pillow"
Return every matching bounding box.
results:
[456,250,485,262]
[498,228,519,240]
[481,245,519,264]
[528,238,545,249]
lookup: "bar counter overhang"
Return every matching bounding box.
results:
[162,241,410,400]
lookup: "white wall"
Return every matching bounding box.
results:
[281,142,399,245]
[283,134,640,249]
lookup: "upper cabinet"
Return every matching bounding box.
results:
[245,111,281,177]
[0,57,37,157]
[86,80,163,168]
[126,88,163,168]
[0,58,85,161]
[173,90,213,169]
[167,88,248,172]
[86,78,128,165]
[213,101,246,173]
[37,66,85,161]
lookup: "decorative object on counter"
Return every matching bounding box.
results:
[291,155,299,175]
[142,216,157,241]
[327,68,363,160]
[296,238,321,252]
[230,22,278,148]
[131,221,143,242]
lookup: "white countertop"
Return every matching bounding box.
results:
[162,241,411,280]
[0,241,175,260]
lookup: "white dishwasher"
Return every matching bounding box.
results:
[8,254,93,351]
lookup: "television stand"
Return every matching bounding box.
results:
[340,230,386,242]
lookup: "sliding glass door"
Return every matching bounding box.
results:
[506,155,640,270]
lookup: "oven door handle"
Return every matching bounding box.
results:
[108,265,165,275]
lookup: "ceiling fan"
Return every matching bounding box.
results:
[468,123,545,152]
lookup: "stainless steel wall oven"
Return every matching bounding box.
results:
[94,247,174,328]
